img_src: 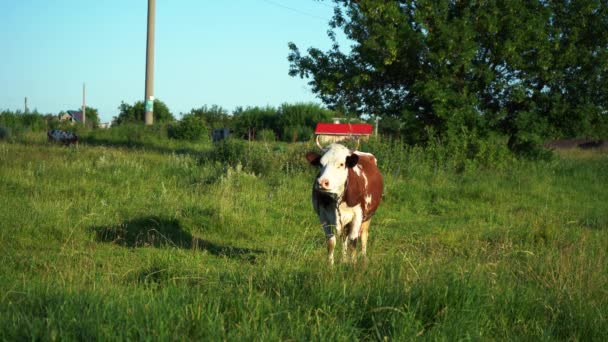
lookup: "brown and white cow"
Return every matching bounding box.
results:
[306,143,383,265]
[47,129,78,146]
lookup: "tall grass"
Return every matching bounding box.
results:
[0,134,607,340]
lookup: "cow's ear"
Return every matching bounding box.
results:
[305,152,321,166]
[345,154,359,168]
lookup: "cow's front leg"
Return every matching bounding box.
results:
[326,235,336,266]
[320,221,336,266]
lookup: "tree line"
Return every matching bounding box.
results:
[1,101,341,143]
[0,108,101,133]
[113,101,338,142]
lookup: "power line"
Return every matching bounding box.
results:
[315,0,336,9]
[260,0,330,22]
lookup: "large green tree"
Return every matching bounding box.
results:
[289,0,608,147]
[113,99,175,125]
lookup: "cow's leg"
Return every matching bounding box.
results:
[360,220,371,257]
[319,209,337,266]
[347,236,357,262]
[345,209,363,262]
[326,235,336,266]
[348,208,363,241]
[341,230,349,263]
[322,223,336,266]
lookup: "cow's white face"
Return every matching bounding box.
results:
[307,144,359,197]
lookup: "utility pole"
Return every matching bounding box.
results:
[374,115,379,136]
[82,83,86,126]
[24,97,28,113]
[144,0,156,125]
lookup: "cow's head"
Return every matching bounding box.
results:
[306,143,359,197]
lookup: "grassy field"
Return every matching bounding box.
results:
[1,135,607,340]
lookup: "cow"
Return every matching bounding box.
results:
[306,143,383,265]
[47,129,78,146]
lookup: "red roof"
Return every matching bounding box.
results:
[67,110,83,123]
[315,123,373,136]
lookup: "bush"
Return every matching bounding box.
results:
[257,129,276,142]
[0,110,49,136]
[504,111,554,160]
[0,125,11,140]
[168,114,209,141]
[360,132,519,176]
[206,139,312,177]
[282,125,313,142]
[206,133,520,179]
[508,133,554,161]
[82,124,169,147]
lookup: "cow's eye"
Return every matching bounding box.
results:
[339,162,344,168]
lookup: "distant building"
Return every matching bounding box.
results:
[99,122,112,129]
[59,110,83,124]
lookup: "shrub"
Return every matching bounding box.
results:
[0,125,11,140]
[209,138,248,167]
[0,110,49,136]
[206,139,312,177]
[168,114,209,141]
[361,132,518,176]
[282,125,313,142]
[257,129,276,142]
[82,124,169,147]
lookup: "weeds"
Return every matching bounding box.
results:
[0,134,607,340]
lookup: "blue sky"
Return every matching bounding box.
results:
[0,0,342,122]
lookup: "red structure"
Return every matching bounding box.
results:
[314,123,374,149]
[314,123,373,136]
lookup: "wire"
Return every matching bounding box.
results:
[260,0,330,22]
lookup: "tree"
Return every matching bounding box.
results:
[229,103,334,141]
[288,0,608,147]
[83,106,101,128]
[188,105,231,129]
[276,103,334,141]
[114,99,175,125]
[232,106,278,140]
[168,113,209,141]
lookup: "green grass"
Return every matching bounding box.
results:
[1,138,607,340]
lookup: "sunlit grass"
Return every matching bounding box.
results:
[1,139,607,340]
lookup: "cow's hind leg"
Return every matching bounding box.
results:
[347,237,357,263]
[341,232,349,263]
[326,235,336,266]
[360,220,371,258]
[341,223,358,263]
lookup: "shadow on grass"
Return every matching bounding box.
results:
[91,215,262,263]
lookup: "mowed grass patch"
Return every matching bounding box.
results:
[1,140,607,340]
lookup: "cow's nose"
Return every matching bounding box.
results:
[319,178,330,189]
